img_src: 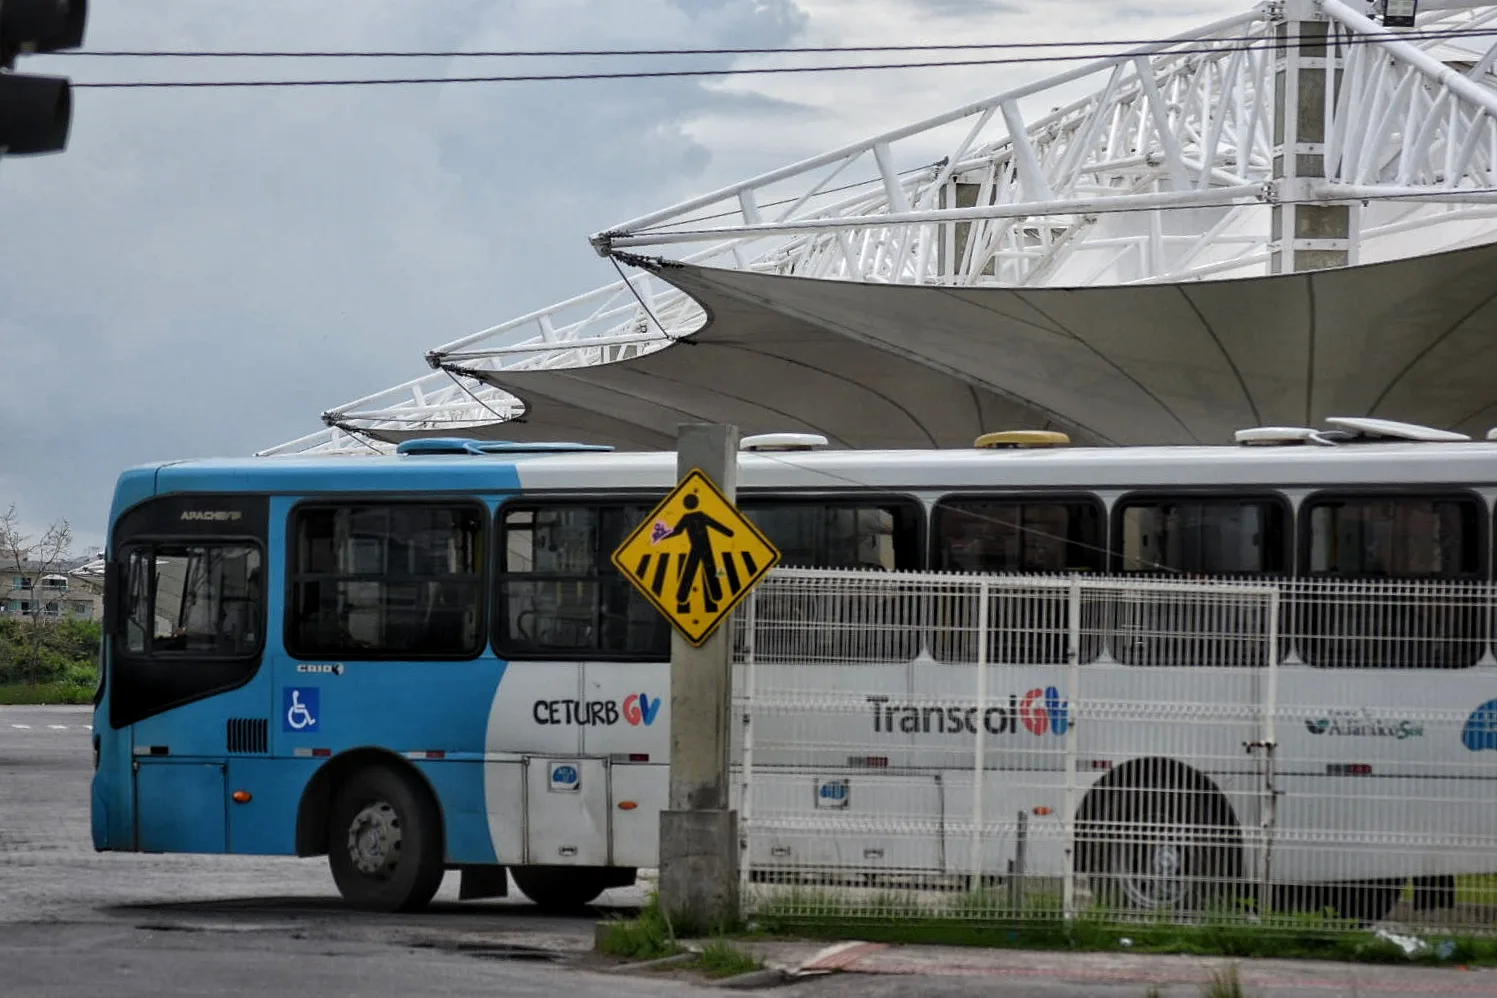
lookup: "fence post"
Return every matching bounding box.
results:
[968,578,991,893]
[1062,575,1082,920]
[1259,587,1282,917]
[738,587,757,907]
[1008,809,1028,913]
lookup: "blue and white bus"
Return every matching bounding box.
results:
[91,425,1497,917]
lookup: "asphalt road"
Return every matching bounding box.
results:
[5,704,1496,998]
[0,704,705,998]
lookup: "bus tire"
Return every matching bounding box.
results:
[511,865,633,910]
[1081,783,1240,915]
[327,765,445,913]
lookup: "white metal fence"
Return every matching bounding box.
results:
[732,569,1497,932]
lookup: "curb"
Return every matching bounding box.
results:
[714,967,789,990]
[605,951,699,973]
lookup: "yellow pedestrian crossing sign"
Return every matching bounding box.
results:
[612,469,781,647]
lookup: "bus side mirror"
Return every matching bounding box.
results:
[102,560,122,635]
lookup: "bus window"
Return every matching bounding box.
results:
[287,503,485,659]
[731,498,922,663]
[1113,497,1285,667]
[1118,498,1287,575]
[927,498,1101,665]
[497,503,671,660]
[123,544,263,657]
[933,498,1103,573]
[740,498,922,571]
[1298,494,1484,669]
[1306,496,1481,577]
[111,542,264,727]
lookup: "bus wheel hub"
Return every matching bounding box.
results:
[1120,840,1187,908]
[347,801,401,876]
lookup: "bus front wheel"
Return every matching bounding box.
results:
[327,765,445,913]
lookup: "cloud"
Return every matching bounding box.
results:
[0,0,1248,548]
[907,0,1021,16]
[683,0,1246,169]
[0,0,805,544]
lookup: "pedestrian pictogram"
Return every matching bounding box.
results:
[612,469,781,646]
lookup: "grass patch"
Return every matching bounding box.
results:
[0,681,94,705]
[694,940,764,979]
[746,889,1497,968]
[598,895,681,961]
[599,897,764,980]
[1203,963,1245,998]
[1459,874,1497,906]
[1395,874,1497,907]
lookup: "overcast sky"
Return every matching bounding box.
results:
[0,0,1237,553]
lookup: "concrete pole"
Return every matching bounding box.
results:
[657,422,741,932]
[1271,0,1352,274]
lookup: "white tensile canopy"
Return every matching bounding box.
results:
[468,239,1497,448]
[261,3,1497,456]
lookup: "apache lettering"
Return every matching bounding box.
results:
[867,695,1021,735]
[533,699,621,727]
[179,510,243,522]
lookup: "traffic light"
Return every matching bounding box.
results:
[0,0,87,156]
[1382,1,1419,28]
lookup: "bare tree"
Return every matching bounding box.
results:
[0,504,75,682]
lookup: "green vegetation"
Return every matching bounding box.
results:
[1393,874,1497,907]
[1458,874,1497,906]
[1203,964,1245,998]
[598,895,682,961]
[599,896,765,981]
[694,940,764,979]
[747,889,1497,968]
[0,618,100,704]
[0,680,95,705]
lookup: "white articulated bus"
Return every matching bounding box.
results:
[94,419,1497,921]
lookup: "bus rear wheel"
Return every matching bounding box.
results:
[511,865,633,911]
[1083,786,1240,915]
[327,765,445,913]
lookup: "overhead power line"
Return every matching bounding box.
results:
[49,23,1497,58]
[66,26,1497,89]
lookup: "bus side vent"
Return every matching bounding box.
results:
[226,718,268,754]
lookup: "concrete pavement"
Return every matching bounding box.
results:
[693,938,1497,996]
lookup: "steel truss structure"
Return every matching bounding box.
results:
[263,0,1497,455]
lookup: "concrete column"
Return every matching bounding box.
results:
[1271,3,1352,273]
[658,422,740,933]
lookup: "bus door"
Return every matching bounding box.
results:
[103,495,270,855]
[494,500,672,869]
[577,661,671,867]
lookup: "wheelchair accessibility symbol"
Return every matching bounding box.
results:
[283,687,320,733]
